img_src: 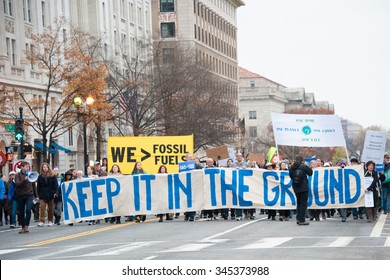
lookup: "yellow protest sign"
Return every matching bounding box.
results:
[107,135,194,174]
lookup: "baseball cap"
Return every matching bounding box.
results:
[9,171,16,175]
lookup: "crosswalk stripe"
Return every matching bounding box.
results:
[82,241,163,256]
[161,243,215,252]
[238,237,292,249]
[327,237,355,247]
[384,237,390,247]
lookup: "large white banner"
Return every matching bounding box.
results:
[62,166,366,223]
[361,130,388,172]
[271,112,346,147]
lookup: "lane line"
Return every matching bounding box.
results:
[25,218,159,247]
[0,249,26,255]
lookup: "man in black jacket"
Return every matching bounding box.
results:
[289,155,313,225]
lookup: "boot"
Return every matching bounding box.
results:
[54,215,61,225]
[366,208,373,222]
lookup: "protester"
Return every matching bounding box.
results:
[156,165,173,222]
[0,174,7,226]
[289,155,313,225]
[132,162,147,223]
[365,161,380,222]
[14,162,38,233]
[6,171,18,228]
[231,152,250,221]
[380,154,390,215]
[37,163,58,227]
[53,167,63,225]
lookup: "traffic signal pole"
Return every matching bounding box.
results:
[18,107,23,159]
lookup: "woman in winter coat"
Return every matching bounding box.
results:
[37,163,58,227]
[364,161,381,222]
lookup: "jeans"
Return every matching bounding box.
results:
[54,201,63,218]
[382,187,390,212]
[9,199,18,225]
[18,195,33,227]
[352,207,365,218]
[295,191,308,222]
[0,199,8,223]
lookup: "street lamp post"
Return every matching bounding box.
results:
[74,96,94,174]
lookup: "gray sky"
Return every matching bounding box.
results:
[237,0,390,129]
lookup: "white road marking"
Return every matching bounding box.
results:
[82,241,163,256]
[384,237,390,247]
[161,243,215,252]
[0,249,26,255]
[238,237,292,249]
[201,217,266,242]
[327,237,355,247]
[143,255,158,260]
[370,213,387,237]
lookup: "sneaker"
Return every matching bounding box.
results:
[37,222,44,227]
[298,221,310,225]
[48,222,54,227]
[236,216,242,221]
[10,224,16,228]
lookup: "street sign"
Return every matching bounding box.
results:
[13,160,31,173]
[108,135,194,174]
[5,124,15,132]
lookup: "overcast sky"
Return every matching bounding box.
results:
[237,0,390,129]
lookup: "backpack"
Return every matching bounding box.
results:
[292,167,305,187]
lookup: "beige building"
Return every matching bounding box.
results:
[238,66,334,152]
[0,0,152,174]
[150,0,245,119]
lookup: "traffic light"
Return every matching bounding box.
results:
[14,118,24,141]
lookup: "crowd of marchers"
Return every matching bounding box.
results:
[0,152,389,233]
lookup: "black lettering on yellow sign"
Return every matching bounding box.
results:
[111,144,189,164]
[154,155,186,165]
[152,144,189,154]
[110,147,137,163]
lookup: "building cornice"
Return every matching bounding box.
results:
[231,0,246,7]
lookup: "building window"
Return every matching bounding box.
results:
[41,1,46,27]
[4,0,13,16]
[160,0,174,12]
[129,2,134,22]
[68,127,74,146]
[250,81,255,88]
[11,39,16,66]
[249,111,257,120]
[161,22,175,38]
[249,126,257,138]
[162,48,174,63]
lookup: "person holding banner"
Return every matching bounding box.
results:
[289,155,313,226]
[132,162,147,223]
[156,165,173,222]
[380,154,390,215]
[108,164,123,224]
[231,152,250,221]
[350,158,365,220]
[364,161,381,222]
